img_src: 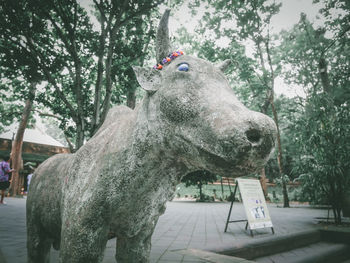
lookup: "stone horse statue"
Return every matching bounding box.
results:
[26,10,276,263]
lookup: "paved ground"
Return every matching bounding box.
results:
[0,197,330,263]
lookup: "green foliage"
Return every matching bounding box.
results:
[279,14,350,105]
[181,170,217,187]
[275,4,350,216]
[264,95,305,181]
[0,82,37,133]
[175,183,234,201]
[181,170,217,201]
[279,16,327,92]
[0,0,164,149]
[292,94,350,221]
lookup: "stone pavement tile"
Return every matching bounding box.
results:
[155,238,174,247]
[174,236,192,243]
[157,259,181,263]
[150,253,163,262]
[178,231,194,237]
[178,248,256,263]
[163,231,181,238]
[50,249,59,263]
[188,242,207,249]
[102,250,117,263]
[157,260,183,263]
[206,228,221,235]
[182,255,207,262]
[159,251,184,261]
[192,235,206,242]
[169,241,188,250]
[266,254,290,263]
[206,233,221,240]
[254,257,274,263]
[152,244,170,255]
[288,247,309,257]
[275,251,304,263]
[206,235,222,242]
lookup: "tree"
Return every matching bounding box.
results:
[0,91,26,133]
[279,7,350,222]
[89,0,163,133]
[9,85,36,196]
[0,0,164,151]
[1,0,92,149]
[1,0,165,194]
[109,12,158,110]
[181,170,217,201]
[293,96,350,223]
[0,0,47,195]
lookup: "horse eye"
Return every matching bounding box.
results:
[177,63,189,72]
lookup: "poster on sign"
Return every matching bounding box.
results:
[236,178,273,230]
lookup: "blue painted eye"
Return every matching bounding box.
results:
[177,63,189,72]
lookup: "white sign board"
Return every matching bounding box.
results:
[237,178,273,230]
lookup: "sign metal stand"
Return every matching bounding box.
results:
[224,179,274,237]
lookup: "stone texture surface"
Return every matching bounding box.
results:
[26,10,277,263]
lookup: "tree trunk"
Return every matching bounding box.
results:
[64,133,75,153]
[199,182,203,200]
[99,27,118,129]
[336,207,342,224]
[320,56,339,222]
[125,15,153,111]
[332,189,343,224]
[260,168,269,201]
[125,69,137,110]
[318,57,331,95]
[226,177,232,192]
[332,205,342,224]
[262,38,290,208]
[75,120,85,150]
[9,84,36,196]
[270,100,290,208]
[74,62,85,150]
[91,12,107,136]
[220,177,224,199]
[281,179,289,207]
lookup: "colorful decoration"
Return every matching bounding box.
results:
[154,50,184,70]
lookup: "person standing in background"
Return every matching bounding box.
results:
[27,170,34,192]
[0,155,15,204]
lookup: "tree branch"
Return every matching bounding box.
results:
[25,35,78,122]
[93,0,108,24]
[322,24,350,55]
[120,0,165,28]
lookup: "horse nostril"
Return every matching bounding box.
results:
[246,129,261,144]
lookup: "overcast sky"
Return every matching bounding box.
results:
[167,0,324,34]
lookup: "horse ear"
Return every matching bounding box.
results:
[216,59,232,72]
[156,9,171,63]
[133,66,161,95]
